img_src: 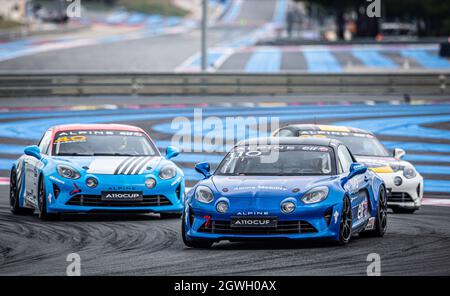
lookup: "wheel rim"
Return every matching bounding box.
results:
[379,189,388,231]
[340,197,353,241]
[38,180,44,213]
[9,172,17,208]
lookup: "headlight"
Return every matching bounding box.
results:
[195,186,214,204]
[159,165,177,180]
[216,201,229,213]
[145,178,156,189]
[57,165,80,179]
[281,201,296,214]
[301,186,329,204]
[403,167,417,179]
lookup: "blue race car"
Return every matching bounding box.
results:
[182,137,387,247]
[10,124,185,220]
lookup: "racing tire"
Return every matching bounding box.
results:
[182,212,213,248]
[361,186,388,237]
[38,177,60,221]
[392,207,417,214]
[160,212,182,219]
[335,196,352,246]
[10,170,34,215]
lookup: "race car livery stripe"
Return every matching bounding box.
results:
[88,157,132,175]
[126,157,146,175]
[317,125,350,132]
[133,157,152,175]
[120,157,143,175]
[116,157,138,175]
[370,166,394,173]
[114,157,133,175]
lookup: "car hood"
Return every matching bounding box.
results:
[355,155,413,173]
[211,175,335,199]
[52,156,163,175]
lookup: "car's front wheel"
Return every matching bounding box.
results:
[335,196,352,245]
[10,170,34,215]
[181,212,213,248]
[38,177,60,221]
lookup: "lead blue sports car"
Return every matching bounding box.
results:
[182,137,387,247]
[10,124,184,220]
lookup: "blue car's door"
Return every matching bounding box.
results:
[337,145,370,230]
[24,130,52,208]
[23,155,39,207]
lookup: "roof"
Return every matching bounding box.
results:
[280,124,373,135]
[237,137,342,147]
[51,124,144,133]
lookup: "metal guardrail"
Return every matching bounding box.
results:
[0,72,448,97]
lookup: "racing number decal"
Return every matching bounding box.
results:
[357,199,369,220]
[54,135,87,144]
[357,203,364,220]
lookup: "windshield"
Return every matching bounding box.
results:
[216,145,335,176]
[52,130,158,156]
[297,131,389,157]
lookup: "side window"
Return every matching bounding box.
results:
[38,131,52,155]
[338,145,353,173]
[276,129,295,137]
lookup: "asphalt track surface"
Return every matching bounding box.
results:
[0,96,450,275]
[0,0,273,72]
[2,0,448,73]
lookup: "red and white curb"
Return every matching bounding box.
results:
[422,198,450,207]
[0,177,9,186]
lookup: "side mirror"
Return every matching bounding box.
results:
[165,146,180,160]
[393,148,406,160]
[341,163,367,186]
[195,162,211,178]
[24,145,42,160]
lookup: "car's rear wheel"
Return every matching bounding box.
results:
[38,177,59,221]
[362,186,388,237]
[182,212,213,248]
[160,212,182,219]
[10,170,34,215]
[336,196,352,245]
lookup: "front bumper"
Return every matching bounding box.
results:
[45,174,184,213]
[184,202,342,241]
[380,172,423,209]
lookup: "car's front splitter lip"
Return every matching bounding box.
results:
[186,228,337,241]
[388,202,420,209]
[47,204,184,213]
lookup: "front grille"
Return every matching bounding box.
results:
[66,195,172,207]
[198,220,317,235]
[387,192,414,203]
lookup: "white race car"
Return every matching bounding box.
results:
[273,124,423,213]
